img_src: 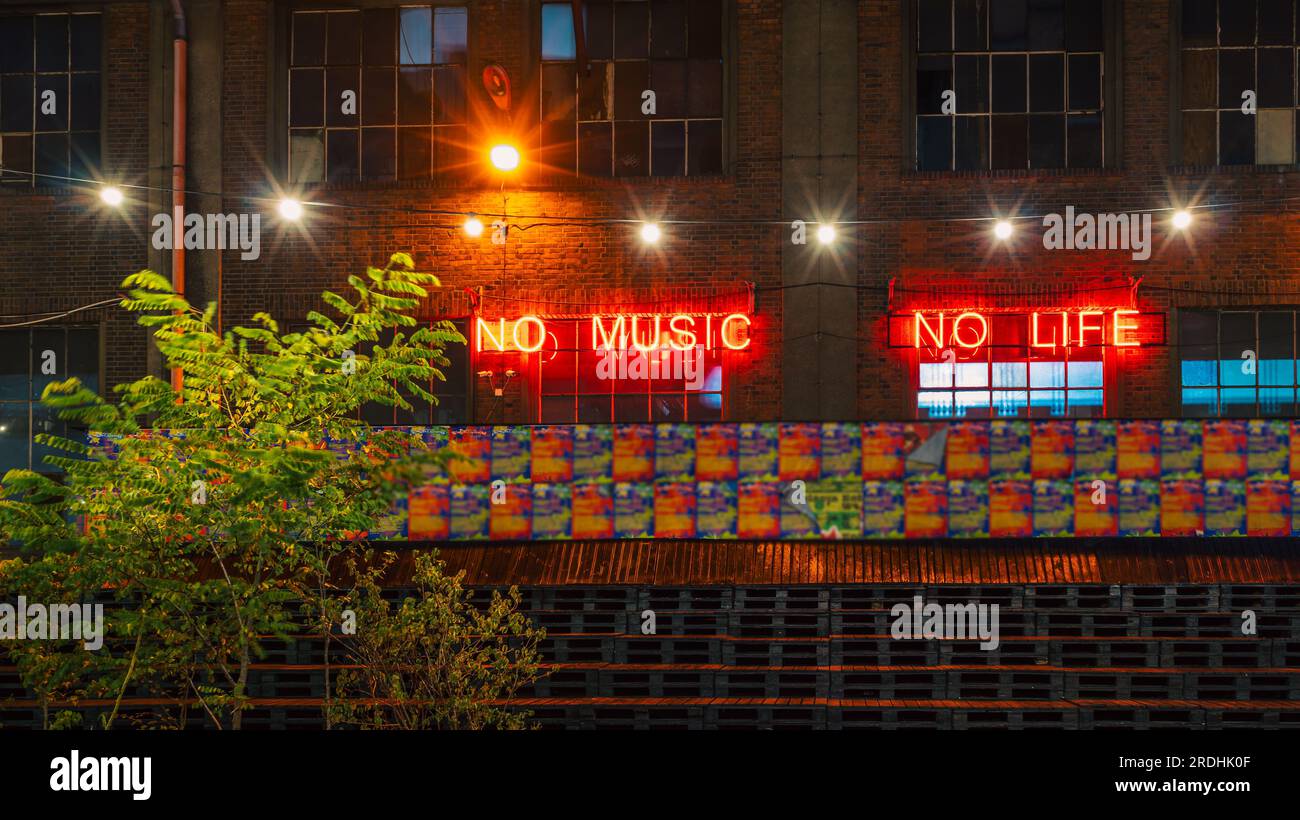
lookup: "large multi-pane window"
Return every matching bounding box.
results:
[538,320,725,422]
[539,0,724,177]
[1179,310,1298,417]
[914,0,1105,171]
[0,327,99,475]
[915,319,1105,418]
[356,320,470,424]
[0,12,101,186]
[1180,0,1300,165]
[288,5,468,183]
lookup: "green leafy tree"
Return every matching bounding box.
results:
[0,254,535,729]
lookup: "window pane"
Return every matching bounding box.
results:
[1182,110,1216,164]
[361,8,395,66]
[917,116,953,170]
[1064,0,1103,51]
[615,1,649,59]
[1029,0,1065,51]
[587,1,614,60]
[1220,2,1257,47]
[579,121,612,175]
[1029,113,1065,167]
[434,8,467,64]
[1066,113,1101,166]
[1258,108,1295,164]
[0,135,32,182]
[614,60,649,119]
[687,0,722,58]
[70,14,100,71]
[1258,48,1294,107]
[991,114,1028,168]
[541,3,577,61]
[1068,53,1100,109]
[0,17,33,73]
[1259,0,1295,45]
[651,120,685,175]
[0,404,29,474]
[687,58,722,117]
[360,128,394,180]
[1217,49,1253,108]
[433,65,465,123]
[579,62,612,120]
[1068,360,1103,387]
[34,15,68,72]
[326,128,358,180]
[69,131,99,179]
[35,75,68,132]
[991,54,1026,113]
[326,67,358,126]
[687,119,722,174]
[434,124,465,175]
[328,11,362,65]
[1181,49,1216,109]
[991,0,1028,50]
[290,129,324,183]
[1181,0,1217,47]
[652,59,687,116]
[34,133,67,178]
[918,0,952,52]
[955,115,988,169]
[614,395,651,423]
[398,67,433,125]
[362,67,395,125]
[917,55,952,115]
[578,396,612,423]
[293,12,325,66]
[1220,110,1256,164]
[1030,53,1064,112]
[1,75,33,132]
[1220,313,1256,386]
[614,121,649,176]
[398,127,430,178]
[954,54,989,112]
[542,63,577,121]
[650,0,687,59]
[290,68,324,127]
[70,73,99,131]
[1030,361,1065,388]
[651,394,686,421]
[399,7,432,65]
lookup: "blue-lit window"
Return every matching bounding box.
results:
[0,327,99,475]
[917,330,1105,420]
[1179,309,1297,417]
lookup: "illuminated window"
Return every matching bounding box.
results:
[0,327,99,474]
[915,315,1105,418]
[538,0,724,177]
[288,5,468,183]
[913,0,1106,171]
[538,319,724,422]
[0,12,102,186]
[1179,310,1297,417]
[1179,0,1299,165]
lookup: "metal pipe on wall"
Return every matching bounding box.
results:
[169,0,187,394]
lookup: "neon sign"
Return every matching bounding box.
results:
[889,309,1166,350]
[475,313,753,353]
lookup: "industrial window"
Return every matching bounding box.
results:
[538,0,724,177]
[915,328,1105,418]
[287,5,468,183]
[1179,310,1298,417]
[0,327,99,475]
[1179,0,1300,165]
[0,12,101,186]
[357,319,471,425]
[914,0,1105,171]
[538,319,725,422]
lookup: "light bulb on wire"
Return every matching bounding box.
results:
[463,214,484,237]
[993,219,1014,240]
[99,186,124,206]
[640,222,661,243]
[278,198,304,221]
[1171,209,1193,230]
[817,224,836,244]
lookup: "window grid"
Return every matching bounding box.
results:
[539,0,724,177]
[0,327,99,475]
[0,12,102,187]
[1179,0,1300,165]
[352,319,471,425]
[916,345,1106,419]
[1179,309,1299,418]
[914,0,1105,171]
[288,6,468,184]
[537,320,725,423]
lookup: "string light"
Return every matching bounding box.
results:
[1171,209,1193,230]
[817,224,836,244]
[99,186,124,206]
[278,198,304,221]
[993,220,1014,240]
[489,144,520,172]
[463,214,484,237]
[640,222,661,243]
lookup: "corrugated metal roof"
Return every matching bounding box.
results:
[382,539,1300,586]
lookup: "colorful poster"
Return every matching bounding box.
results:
[1161,420,1203,479]
[489,484,532,540]
[797,478,862,539]
[1119,479,1161,536]
[862,481,905,539]
[531,483,572,540]
[1031,420,1074,480]
[1074,419,1116,478]
[1117,420,1160,479]
[1074,478,1118,537]
[614,482,655,538]
[947,480,989,538]
[655,424,696,482]
[654,482,697,539]
[989,480,1033,537]
[1247,419,1289,478]
[573,425,613,481]
[738,423,779,480]
[447,426,490,483]
[779,422,822,481]
[696,481,738,538]
[737,480,781,539]
[1247,479,1290,537]
[1291,422,1300,481]
[904,481,947,539]
[821,422,861,478]
[490,425,531,481]
[408,484,450,540]
[947,422,990,480]
[449,483,489,540]
[572,481,614,539]
[368,495,409,540]
[1204,479,1245,536]
[861,422,905,480]
[1160,479,1205,536]
[531,426,574,483]
[696,423,739,481]
[904,424,946,482]
[1204,420,1247,480]
[613,424,656,482]
[1032,479,1074,536]
[990,420,1031,479]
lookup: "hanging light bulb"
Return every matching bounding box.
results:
[993,219,1014,240]
[640,222,661,243]
[278,198,304,221]
[99,186,124,206]
[463,214,484,237]
[817,224,836,244]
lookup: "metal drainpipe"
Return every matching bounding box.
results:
[170,0,187,394]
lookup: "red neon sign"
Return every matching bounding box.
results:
[476,313,753,353]
[893,309,1164,350]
